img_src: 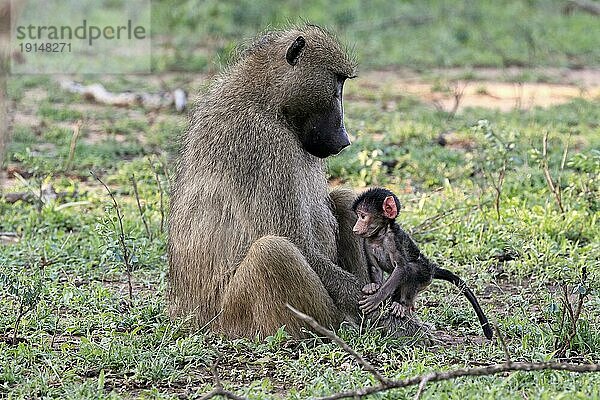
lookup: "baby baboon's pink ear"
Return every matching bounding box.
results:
[382,196,398,219]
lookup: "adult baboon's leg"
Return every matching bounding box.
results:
[220,235,341,338]
[329,188,369,286]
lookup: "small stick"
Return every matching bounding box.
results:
[199,358,248,400]
[130,174,152,240]
[413,373,434,400]
[495,324,512,364]
[286,304,389,385]
[286,306,600,400]
[316,361,600,400]
[91,170,133,305]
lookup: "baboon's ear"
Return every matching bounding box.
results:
[382,196,398,219]
[286,36,305,66]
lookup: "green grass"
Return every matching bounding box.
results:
[2,1,600,398]
[1,70,599,398]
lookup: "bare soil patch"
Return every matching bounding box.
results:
[352,68,600,112]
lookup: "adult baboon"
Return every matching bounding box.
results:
[168,25,370,338]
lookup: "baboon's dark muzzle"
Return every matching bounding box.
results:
[331,125,351,154]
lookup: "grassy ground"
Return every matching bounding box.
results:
[1,70,599,398]
[2,1,600,399]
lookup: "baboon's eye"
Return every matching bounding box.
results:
[335,73,357,80]
[333,74,346,98]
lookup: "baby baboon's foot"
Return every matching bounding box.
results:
[389,301,412,318]
[361,283,381,294]
[359,292,385,314]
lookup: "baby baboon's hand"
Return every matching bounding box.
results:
[362,282,381,294]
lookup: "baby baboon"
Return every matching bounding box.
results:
[168,25,369,338]
[352,188,493,339]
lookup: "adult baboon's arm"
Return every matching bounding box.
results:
[306,253,361,319]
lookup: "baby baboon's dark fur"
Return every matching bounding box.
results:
[352,187,493,340]
[168,25,370,338]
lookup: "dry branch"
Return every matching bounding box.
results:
[199,358,248,400]
[59,80,187,111]
[316,361,600,400]
[495,324,512,364]
[287,305,600,400]
[286,304,389,385]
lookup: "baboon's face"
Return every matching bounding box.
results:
[352,205,386,238]
[352,207,375,237]
[281,34,354,159]
[294,74,350,158]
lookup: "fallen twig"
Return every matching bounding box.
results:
[315,361,600,400]
[199,358,248,400]
[495,324,512,364]
[319,361,600,400]
[287,305,600,400]
[286,304,389,385]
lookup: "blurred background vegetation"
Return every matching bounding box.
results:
[151,0,600,72]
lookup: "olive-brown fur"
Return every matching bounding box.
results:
[168,25,366,338]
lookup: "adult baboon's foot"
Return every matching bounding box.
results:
[365,308,430,340]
